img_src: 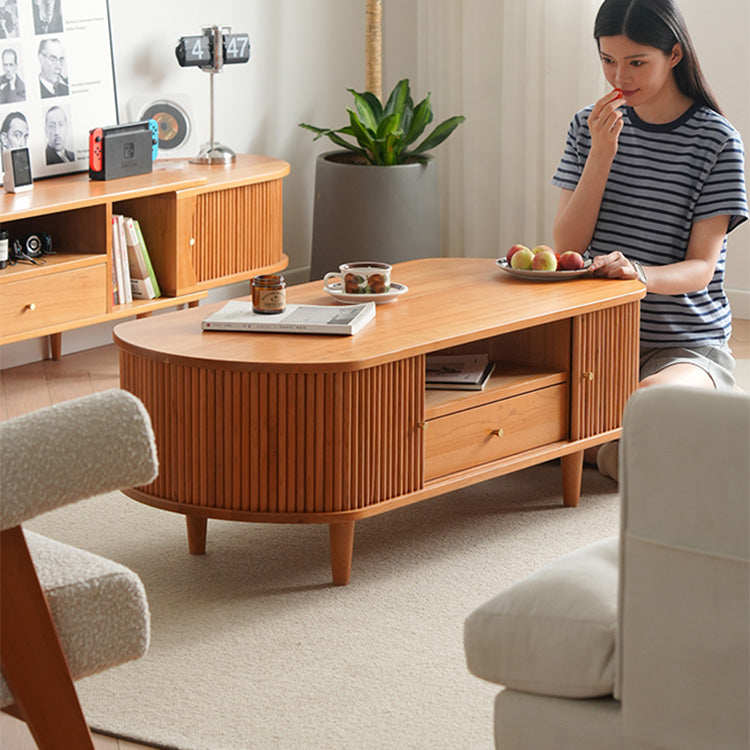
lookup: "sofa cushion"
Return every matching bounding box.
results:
[0,530,150,708]
[464,537,618,698]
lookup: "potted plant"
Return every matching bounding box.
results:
[300,77,465,279]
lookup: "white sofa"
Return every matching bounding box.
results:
[464,386,750,749]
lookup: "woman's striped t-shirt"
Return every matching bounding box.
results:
[552,103,748,348]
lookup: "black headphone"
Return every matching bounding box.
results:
[10,232,54,264]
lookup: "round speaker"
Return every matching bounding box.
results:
[139,99,191,151]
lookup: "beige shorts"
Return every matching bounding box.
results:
[639,345,737,392]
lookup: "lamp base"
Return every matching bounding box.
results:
[190,141,236,165]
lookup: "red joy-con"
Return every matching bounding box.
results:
[89,127,103,172]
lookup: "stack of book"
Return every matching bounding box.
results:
[425,353,495,391]
[111,215,161,304]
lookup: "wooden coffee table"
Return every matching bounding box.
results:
[114,258,644,584]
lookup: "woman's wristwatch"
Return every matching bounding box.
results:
[630,259,648,286]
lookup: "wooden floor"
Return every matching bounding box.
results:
[1,320,749,747]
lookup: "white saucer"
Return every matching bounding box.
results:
[323,281,409,305]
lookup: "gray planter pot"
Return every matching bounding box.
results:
[309,151,440,280]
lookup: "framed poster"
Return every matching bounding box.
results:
[0,0,117,179]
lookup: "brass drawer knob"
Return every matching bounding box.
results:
[490,428,504,438]
[583,371,595,381]
[417,421,428,431]
[24,302,36,312]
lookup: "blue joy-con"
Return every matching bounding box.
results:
[148,119,159,161]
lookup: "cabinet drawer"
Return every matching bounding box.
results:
[424,385,567,480]
[0,264,107,337]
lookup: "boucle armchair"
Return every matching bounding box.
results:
[464,386,750,749]
[0,389,159,749]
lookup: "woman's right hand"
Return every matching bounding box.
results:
[587,89,625,163]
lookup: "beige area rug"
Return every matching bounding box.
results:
[26,464,621,750]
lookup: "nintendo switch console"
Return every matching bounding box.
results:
[89,120,159,180]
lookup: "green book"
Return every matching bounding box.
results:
[133,219,161,298]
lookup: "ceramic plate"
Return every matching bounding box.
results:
[323,281,409,305]
[495,257,593,281]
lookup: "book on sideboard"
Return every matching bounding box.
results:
[123,216,158,300]
[425,353,496,390]
[201,301,376,335]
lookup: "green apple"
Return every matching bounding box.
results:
[510,247,535,270]
[506,244,530,264]
[532,248,558,271]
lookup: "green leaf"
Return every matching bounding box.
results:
[347,109,381,164]
[349,89,384,122]
[402,96,433,146]
[383,79,410,117]
[375,113,402,140]
[348,90,380,134]
[411,115,466,154]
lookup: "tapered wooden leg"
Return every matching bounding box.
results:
[186,515,207,554]
[329,521,355,586]
[0,527,95,750]
[561,450,584,507]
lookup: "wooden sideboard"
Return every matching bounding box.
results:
[0,155,289,357]
[114,258,645,585]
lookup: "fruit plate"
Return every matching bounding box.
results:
[323,281,409,305]
[495,257,593,281]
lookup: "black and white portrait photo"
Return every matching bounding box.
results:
[31,0,62,35]
[43,102,73,163]
[0,46,25,101]
[0,108,28,150]
[0,0,20,39]
[37,36,67,97]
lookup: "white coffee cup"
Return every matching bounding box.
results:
[323,261,392,294]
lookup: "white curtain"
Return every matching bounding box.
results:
[414,0,603,257]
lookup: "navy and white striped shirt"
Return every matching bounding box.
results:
[553,103,748,348]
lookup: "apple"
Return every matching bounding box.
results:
[506,244,530,264]
[559,250,585,271]
[532,248,558,272]
[510,247,535,270]
[531,244,554,255]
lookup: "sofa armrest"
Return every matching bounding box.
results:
[618,386,750,749]
[0,389,158,530]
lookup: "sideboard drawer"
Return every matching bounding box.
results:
[424,384,567,480]
[0,264,107,337]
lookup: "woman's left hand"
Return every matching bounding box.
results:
[589,251,638,279]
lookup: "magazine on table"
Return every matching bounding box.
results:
[201,301,376,335]
[425,353,495,390]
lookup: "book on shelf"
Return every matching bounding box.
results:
[132,218,161,298]
[202,301,376,336]
[425,353,496,390]
[123,216,157,300]
[110,216,127,304]
[112,215,132,304]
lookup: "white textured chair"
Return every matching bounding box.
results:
[464,386,750,749]
[0,389,159,749]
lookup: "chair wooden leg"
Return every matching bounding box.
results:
[0,526,95,750]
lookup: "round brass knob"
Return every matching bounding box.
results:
[490,428,504,438]
[24,302,36,312]
[583,371,595,381]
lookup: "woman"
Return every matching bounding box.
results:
[552,0,748,478]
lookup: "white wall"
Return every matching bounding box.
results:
[2,0,748,369]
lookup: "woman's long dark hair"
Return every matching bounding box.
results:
[594,0,722,115]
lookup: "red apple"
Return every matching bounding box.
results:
[532,248,558,271]
[506,244,530,263]
[510,247,535,270]
[559,250,585,271]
